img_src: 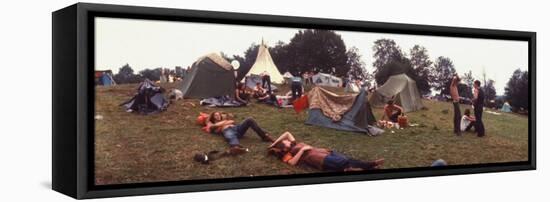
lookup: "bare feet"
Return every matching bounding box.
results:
[373,158,385,169]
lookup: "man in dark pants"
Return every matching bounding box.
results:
[450,75,461,136]
[261,74,272,94]
[472,80,485,137]
[290,73,303,100]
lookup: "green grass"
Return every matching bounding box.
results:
[94,82,528,185]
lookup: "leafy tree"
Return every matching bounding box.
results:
[409,45,433,95]
[139,68,162,81]
[432,56,456,94]
[235,43,259,81]
[372,39,406,75]
[462,70,475,89]
[269,41,290,74]
[346,47,368,81]
[458,83,473,98]
[504,69,529,111]
[285,29,348,77]
[113,63,141,84]
[484,79,497,103]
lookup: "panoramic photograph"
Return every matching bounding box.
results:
[93,17,529,185]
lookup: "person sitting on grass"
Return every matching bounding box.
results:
[253,82,270,101]
[207,111,274,155]
[381,100,404,123]
[235,82,250,105]
[267,132,384,172]
[460,108,476,132]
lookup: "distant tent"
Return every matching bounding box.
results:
[500,102,512,112]
[245,40,284,83]
[369,74,424,112]
[121,79,169,114]
[345,82,360,93]
[305,87,382,135]
[312,73,342,87]
[179,53,236,99]
[283,71,293,84]
[95,70,116,86]
[283,71,293,78]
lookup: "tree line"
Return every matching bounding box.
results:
[108,29,528,112]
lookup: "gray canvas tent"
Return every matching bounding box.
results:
[369,74,424,112]
[305,87,382,135]
[180,53,236,99]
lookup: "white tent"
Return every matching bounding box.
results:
[500,102,512,112]
[283,71,293,78]
[345,82,361,93]
[369,74,424,112]
[312,73,342,87]
[246,40,284,83]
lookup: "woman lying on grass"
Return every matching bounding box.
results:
[268,132,384,172]
[207,111,274,154]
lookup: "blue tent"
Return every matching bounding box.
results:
[100,73,114,86]
[305,88,383,135]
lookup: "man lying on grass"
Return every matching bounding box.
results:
[268,132,384,172]
[207,111,274,154]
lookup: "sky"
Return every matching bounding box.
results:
[95,17,528,95]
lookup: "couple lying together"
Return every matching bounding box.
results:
[207,111,384,172]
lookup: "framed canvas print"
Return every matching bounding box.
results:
[52,3,536,199]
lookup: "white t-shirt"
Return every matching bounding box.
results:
[460,115,472,131]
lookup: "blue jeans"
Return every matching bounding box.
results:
[322,151,377,171]
[222,118,268,146]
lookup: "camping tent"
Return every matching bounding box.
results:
[500,102,512,112]
[345,82,360,93]
[312,73,342,87]
[283,71,293,84]
[121,79,169,114]
[95,70,115,86]
[305,87,382,135]
[179,53,236,99]
[245,40,284,83]
[369,74,424,112]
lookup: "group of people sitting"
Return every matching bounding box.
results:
[205,111,384,172]
[234,74,304,108]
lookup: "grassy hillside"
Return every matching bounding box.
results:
[94,82,528,185]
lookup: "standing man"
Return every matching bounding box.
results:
[290,72,303,100]
[450,74,461,136]
[472,80,485,137]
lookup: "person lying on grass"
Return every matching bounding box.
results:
[460,108,476,132]
[267,132,384,172]
[381,100,403,123]
[207,111,274,155]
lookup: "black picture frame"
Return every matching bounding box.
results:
[52,3,536,199]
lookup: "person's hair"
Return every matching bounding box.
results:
[464,108,471,116]
[387,100,394,105]
[209,111,221,123]
[474,80,481,87]
[256,82,261,86]
[237,82,244,90]
[267,142,289,159]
